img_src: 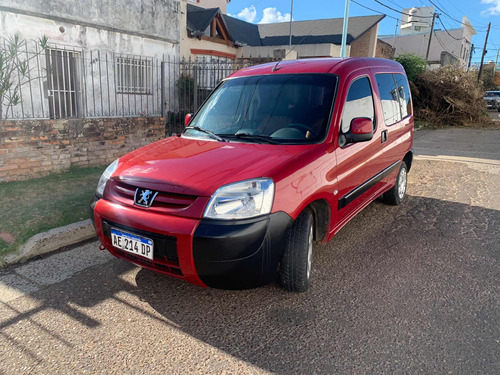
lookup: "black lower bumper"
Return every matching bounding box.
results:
[193,212,293,289]
[89,194,99,228]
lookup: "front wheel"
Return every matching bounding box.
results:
[279,210,314,292]
[382,161,408,206]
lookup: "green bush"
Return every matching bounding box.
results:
[395,53,427,82]
[176,75,194,109]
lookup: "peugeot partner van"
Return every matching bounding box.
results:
[90,58,414,292]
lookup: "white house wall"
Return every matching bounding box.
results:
[0,1,180,119]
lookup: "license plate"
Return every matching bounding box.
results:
[110,228,154,260]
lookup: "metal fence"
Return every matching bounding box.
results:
[1,41,273,134]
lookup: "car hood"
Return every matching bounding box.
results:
[112,136,312,196]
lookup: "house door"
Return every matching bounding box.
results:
[46,49,81,119]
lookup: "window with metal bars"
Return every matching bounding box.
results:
[115,56,152,94]
[45,48,81,119]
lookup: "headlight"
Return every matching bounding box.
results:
[203,178,274,219]
[96,159,119,197]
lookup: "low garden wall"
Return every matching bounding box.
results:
[0,117,164,182]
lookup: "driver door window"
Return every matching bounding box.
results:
[341,77,375,134]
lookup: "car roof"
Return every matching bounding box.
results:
[228,57,406,78]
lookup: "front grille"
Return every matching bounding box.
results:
[102,220,181,274]
[109,180,197,211]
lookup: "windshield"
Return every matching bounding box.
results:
[183,74,337,144]
[485,91,500,97]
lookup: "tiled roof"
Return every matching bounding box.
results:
[258,15,385,45]
[186,4,219,33]
[222,14,262,46]
[187,5,384,47]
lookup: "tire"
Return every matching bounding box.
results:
[382,161,408,206]
[279,210,314,292]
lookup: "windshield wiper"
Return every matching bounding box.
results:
[185,126,227,142]
[230,133,280,144]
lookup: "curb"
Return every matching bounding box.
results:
[1,220,96,266]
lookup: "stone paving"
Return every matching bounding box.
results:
[1,128,499,374]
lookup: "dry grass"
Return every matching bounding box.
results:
[413,67,494,128]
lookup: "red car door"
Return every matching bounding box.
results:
[373,71,412,167]
[331,70,388,233]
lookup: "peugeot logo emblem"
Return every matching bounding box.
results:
[134,188,158,208]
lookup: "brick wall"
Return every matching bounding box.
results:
[0,117,164,182]
[376,39,395,59]
[350,25,378,58]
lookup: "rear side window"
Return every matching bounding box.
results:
[375,74,401,125]
[394,74,412,118]
[341,77,375,134]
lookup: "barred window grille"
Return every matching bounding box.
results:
[115,56,152,94]
[46,48,81,119]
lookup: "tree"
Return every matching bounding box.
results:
[395,53,427,82]
[0,34,48,120]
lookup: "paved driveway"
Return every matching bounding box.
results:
[1,129,499,374]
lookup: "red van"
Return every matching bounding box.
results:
[91,58,414,292]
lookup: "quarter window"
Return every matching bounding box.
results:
[341,77,375,134]
[394,73,412,119]
[375,74,401,125]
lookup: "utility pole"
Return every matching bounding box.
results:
[340,0,351,58]
[477,22,491,84]
[468,44,474,71]
[496,48,500,69]
[288,0,294,50]
[392,19,399,55]
[425,12,437,62]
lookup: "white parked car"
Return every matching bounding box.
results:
[483,91,500,111]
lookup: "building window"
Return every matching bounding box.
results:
[115,56,152,94]
[46,48,81,119]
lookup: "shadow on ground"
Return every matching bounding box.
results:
[132,195,499,374]
[1,195,498,373]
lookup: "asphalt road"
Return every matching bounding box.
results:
[1,128,499,374]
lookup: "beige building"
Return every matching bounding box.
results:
[379,6,476,68]
[180,0,385,61]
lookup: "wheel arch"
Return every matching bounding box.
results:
[305,199,331,242]
[403,150,413,172]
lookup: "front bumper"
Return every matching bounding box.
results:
[91,196,293,289]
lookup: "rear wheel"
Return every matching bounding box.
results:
[382,161,408,206]
[279,210,314,292]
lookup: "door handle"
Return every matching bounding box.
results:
[381,130,388,143]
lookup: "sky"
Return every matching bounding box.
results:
[227,0,500,65]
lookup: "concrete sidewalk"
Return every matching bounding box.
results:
[414,128,500,173]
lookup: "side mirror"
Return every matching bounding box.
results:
[185,113,193,126]
[345,117,373,143]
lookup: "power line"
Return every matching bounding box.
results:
[427,0,465,24]
[351,0,400,21]
[433,32,459,59]
[426,0,491,31]
[436,15,462,41]
[385,0,404,9]
[372,0,433,18]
